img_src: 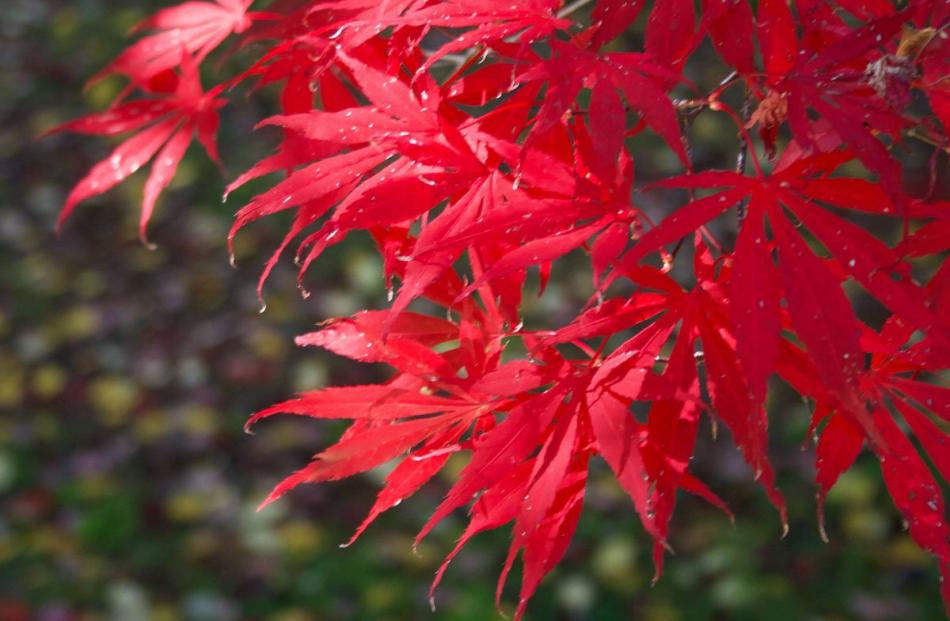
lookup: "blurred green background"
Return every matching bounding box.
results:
[1,1,945,620]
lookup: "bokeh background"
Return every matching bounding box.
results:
[1,1,946,620]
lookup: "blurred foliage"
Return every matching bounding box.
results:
[0,1,945,620]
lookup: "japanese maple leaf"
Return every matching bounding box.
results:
[617,155,949,422]
[52,53,224,243]
[247,308,498,509]
[581,262,781,541]
[783,319,950,592]
[91,0,261,84]
[619,157,950,587]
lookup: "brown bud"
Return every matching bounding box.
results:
[895,26,936,62]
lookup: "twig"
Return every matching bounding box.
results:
[735,90,752,220]
[557,0,596,19]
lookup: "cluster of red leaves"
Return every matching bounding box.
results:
[54,0,950,617]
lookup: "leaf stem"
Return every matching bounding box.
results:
[713,100,764,178]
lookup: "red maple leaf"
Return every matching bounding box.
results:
[51,52,224,243]
[91,0,264,84]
